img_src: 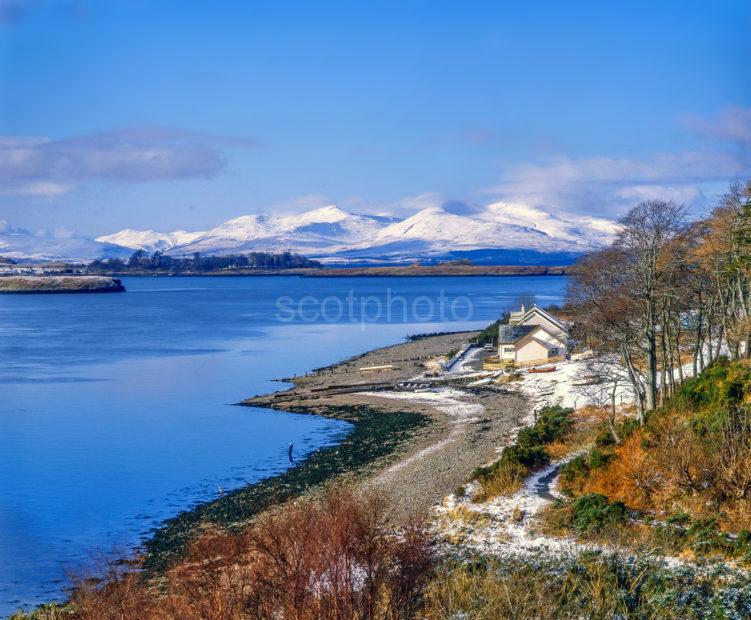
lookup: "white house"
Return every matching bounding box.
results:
[498,305,569,366]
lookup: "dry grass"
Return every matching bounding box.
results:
[545,405,604,459]
[472,459,526,502]
[535,503,661,552]
[443,505,493,527]
[579,409,751,529]
[497,371,523,384]
[419,554,732,620]
[422,563,557,620]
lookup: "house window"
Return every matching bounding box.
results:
[503,346,514,353]
[549,348,559,356]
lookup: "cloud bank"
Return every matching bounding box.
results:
[487,107,751,216]
[682,106,751,146]
[0,127,257,195]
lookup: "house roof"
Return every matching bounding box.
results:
[498,324,536,344]
[518,305,567,332]
[515,324,567,349]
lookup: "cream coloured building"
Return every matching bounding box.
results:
[498,305,569,365]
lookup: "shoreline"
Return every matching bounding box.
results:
[144,331,531,572]
[0,275,125,294]
[144,403,430,574]
[80,265,569,278]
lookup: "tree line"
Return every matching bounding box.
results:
[569,177,751,424]
[87,250,323,273]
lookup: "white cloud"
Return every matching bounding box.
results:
[53,226,75,239]
[385,192,445,217]
[614,184,703,204]
[270,193,332,214]
[0,127,257,196]
[682,106,751,146]
[486,150,747,215]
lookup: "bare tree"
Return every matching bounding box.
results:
[615,200,687,411]
[569,246,647,423]
[575,354,635,443]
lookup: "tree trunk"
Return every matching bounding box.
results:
[609,384,621,444]
[645,324,658,411]
[623,346,645,424]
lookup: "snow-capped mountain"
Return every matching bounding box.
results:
[95,229,204,253]
[167,206,396,256]
[0,230,132,262]
[484,202,618,247]
[327,202,618,260]
[2,203,618,263]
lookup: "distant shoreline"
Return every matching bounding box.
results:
[0,275,125,294]
[86,264,568,278]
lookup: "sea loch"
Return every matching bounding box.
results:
[0,275,566,615]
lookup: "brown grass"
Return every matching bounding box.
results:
[472,459,526,502]
[579,409,751,530]
[61,485,434,620]
[545,405,605,459]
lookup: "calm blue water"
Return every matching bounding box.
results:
[0,275,566,615]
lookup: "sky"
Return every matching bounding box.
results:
[0,0,749,238]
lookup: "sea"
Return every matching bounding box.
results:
[0,275,567,615]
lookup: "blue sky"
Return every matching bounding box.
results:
[0,0,749,237]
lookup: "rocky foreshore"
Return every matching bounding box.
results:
[144,331,530,570]
[0,275,126,294]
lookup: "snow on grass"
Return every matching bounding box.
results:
[435,455,593,559]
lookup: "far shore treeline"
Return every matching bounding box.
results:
[88,250,323,274]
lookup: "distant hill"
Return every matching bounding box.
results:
[6,202,617,264]
[0,230,131,263]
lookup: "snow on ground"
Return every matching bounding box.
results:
[370,348,731,570]
[429,355,731,571]
[511,360,622,411]
[435,454,597,560]
[435,455,697,571]
[445,345,485,374]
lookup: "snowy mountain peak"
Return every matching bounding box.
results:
[7,201,618,263]
[95,229,204,252]
[294,205,351,224]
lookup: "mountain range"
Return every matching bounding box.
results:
[1,203,619,264]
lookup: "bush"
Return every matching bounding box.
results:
[49,485,434,620]
[571,493,627,533]
[559,455,589,496]
[519,406,573,447]
[559,447,612,497]
[588,447,612,470]
[473,406,573,499]
[677,358,751,417]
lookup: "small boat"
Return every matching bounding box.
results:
[528,366,557,373]
[571,375,602,386]
[467,377,492,387]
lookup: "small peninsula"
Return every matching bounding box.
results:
[0,275,126,294]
